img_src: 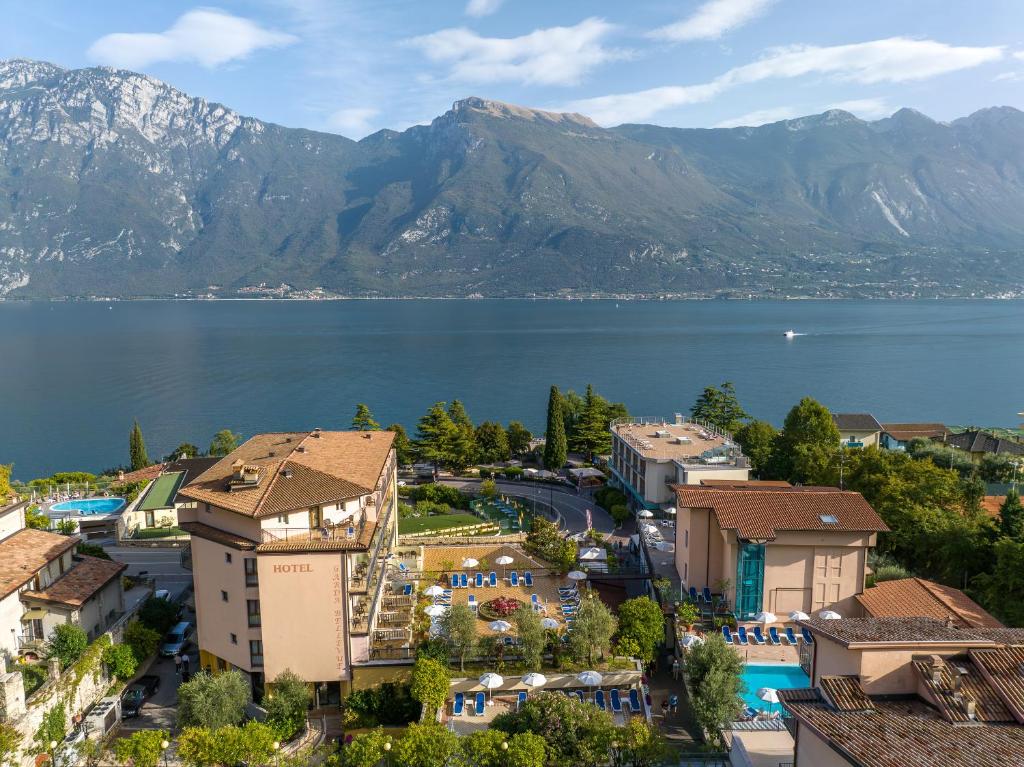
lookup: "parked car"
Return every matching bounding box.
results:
[160,621,192,657]
[121,675,161,719]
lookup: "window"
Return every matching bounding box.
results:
[819,515,839,525]
[244,558,259,586]
[221,590,229,602]
[684,562,688,580]
[735,542,766,620]
[230,633,238,645]
[684,529,689,548]
[249,640,264,668]
[225,552,233,564]
[276,514,290,524]
[247,599,261,627]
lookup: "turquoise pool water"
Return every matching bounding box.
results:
[50,498,126,515]
[740,664,810,711]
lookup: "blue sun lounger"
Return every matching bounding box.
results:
[689,586,699,601]
[702,587,713,603]
[802,628,815,644]
[574,690,585,703]
[737,626,750,645]
[595,690,607,710]
[785,627,800,645]
[510,571,519,586]
[460,573,468,588]
[453,692,464,716]
[721,625,734,644]
[475,572,484,588]
[475,692,486,716]
[610,688,623,713]
[450,573,459,588]
[489,572,497,587]
[402,584,413,596]
[752,626,767,645]
[524,571,534,587]
[768,627,782,645]
[628,688,642,713]
[517,691,527,709]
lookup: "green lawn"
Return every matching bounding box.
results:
[135,526,186,539]
[138,471,185,510]
[398,513,485,535]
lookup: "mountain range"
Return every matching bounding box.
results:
[2,58,1023,299]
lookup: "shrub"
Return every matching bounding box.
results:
[124,621,160,662]
[503,466,524,479]
[609,504,630,525]
[479,596,523,619]
[342,683,420,727]
[48,624,88,668]
[265,670,311,741]
[139,596,179,634]
[410,658,450,715]
[76,542,112,560]
[113,729,168,767]
[103,643,138,680]
[177,670,250,730]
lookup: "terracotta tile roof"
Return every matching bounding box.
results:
[969,646,1024,722]
[948,430,1024,456]
[256,520,376,552]
[119,464,166,483]
[819,675,873,712]
[982,495,1006,517]
[180,431,394,518]
[857,578,1003,629]
[832,413,882,432]
[22,556,126,607]
[0,529,80,599]
[804,617,1024,648]
[913,655,1014,723]
[178,521,257,550]
[673,486,888,540]
[881,423,949,442]
[781,694,1024,767]
[699,479,792,488]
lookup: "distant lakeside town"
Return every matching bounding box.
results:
[0,385,1022,767]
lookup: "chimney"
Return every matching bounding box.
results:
[952,665,968,693]
[231,459,245,479]
[296,446,306,453]
[282,469,293,479]
[964,699,977,721]
[929,656,944,686]
[945,615,956,629]
[312,428,322,438]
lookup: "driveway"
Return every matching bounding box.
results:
[103,544,193,600]
[118,620,199,735]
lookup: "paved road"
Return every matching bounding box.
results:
[103,543,193,600]
[438,479,616,535]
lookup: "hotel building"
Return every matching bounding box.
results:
[178,430,398,703]
[609,415,750,510]
[672,485,887,620]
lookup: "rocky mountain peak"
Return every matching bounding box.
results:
[450,96,599,129]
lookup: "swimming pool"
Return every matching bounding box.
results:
[50,498,126,515]
[740,664,810,711]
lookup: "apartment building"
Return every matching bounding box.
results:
[609,415,750,509]
[781,617,1024,766]
[178,430,397,703]
[673,485,887,620]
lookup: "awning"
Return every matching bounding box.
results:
[21,608,47,621]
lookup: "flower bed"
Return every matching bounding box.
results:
[478,596,524,621]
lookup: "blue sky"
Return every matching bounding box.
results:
[3,0,1024,138]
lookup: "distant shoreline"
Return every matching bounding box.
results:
[3,294,1023,303]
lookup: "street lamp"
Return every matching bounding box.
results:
[272,740,281,767]
[49,740,58,766]
[383,739,392,767]
[610,740,621,767]
[160,739,170,767]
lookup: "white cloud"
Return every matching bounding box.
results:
[651,0,775,42]
[825,98,891,119]
[713,106,799,128]
[327,107,380,137]
[1015,51,1024,60]
[465,0,504,18]
[994,70,1024,82]
[407,17,627,86]
[87,8,297,69]
[566,37,1003,125]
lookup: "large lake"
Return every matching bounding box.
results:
[2,299,1022,479]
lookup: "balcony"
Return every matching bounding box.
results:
[257,518,373,551]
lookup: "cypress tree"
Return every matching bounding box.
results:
[129,420,150,472]
[1000,489,1024,541]
[543,386,567,471]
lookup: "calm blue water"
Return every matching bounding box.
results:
[50,497,126,514]
[740,664,810,710]
[1,299,1022,479]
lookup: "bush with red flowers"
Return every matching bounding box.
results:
[479,596,523,620]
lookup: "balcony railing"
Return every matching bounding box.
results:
[260,518,367,546]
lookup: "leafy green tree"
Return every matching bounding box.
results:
[492,691,616,767]
[124,621,160,662]
[0,722,20,767]
[503,732,547,767]
[690,382,748,434]
[24,505,49,530]
[616,596,665,664]
[77,542,112,560]
[561,389,585,442]
[512,606,545,670]
[341,729,391,767]
[617,717,669,767]
[734,419,778,477]
[685,634,743,745]
[573,385,612,458]
[973,537,1024,626]
[221,721,278,766]
[176,727,217,767]
[33,704,66,755]
[458,730,546,767]
[48,623,88,668]
[410,657,450,716]
[476,421,511,463]
[352,404,381,431]
[999,489,1024,540]
[393,722,459,767]
[416,402,458,471]
[387,423,415,465]
[543,386,567,471]
[0,465,12,504]
[448,400,473,429]
[55,519,77,535]
[165,443,201,461]
[103,643,138,680]
[440,604,477,671]
[113,729,168,767]
[129,420,151,471]
[770,397,840,483]
[265,670,311,740]
[177,670,250,730]
[450,424,478,473]
[480,478,498,499]
[139,596,180,634]
[567,597,617,666]
[506,421,533,456]
[208,429,242,457]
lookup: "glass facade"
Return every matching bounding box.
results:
[736,542,765,619]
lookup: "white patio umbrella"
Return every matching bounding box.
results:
[521,672,547,690]
[664,507,677,516]
[424,605,448,617]
[576,670,603,689]
[489,620,512,633]
[496,555,514,578]
[541,617,560,629]
[788,610,810,622]
[462,557,479,568]
[567,570,588,581]
[424,585,445,597]
[758,687,780,714]
[680,634,704,648]
[818,610,842,620]
[637,509,654,518]
[479,672,504,702]
[579,547,603,560]
[753,611,778,624]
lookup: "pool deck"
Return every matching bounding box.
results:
[732,641,799,664]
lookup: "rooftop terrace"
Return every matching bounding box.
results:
[611,417,740,464]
